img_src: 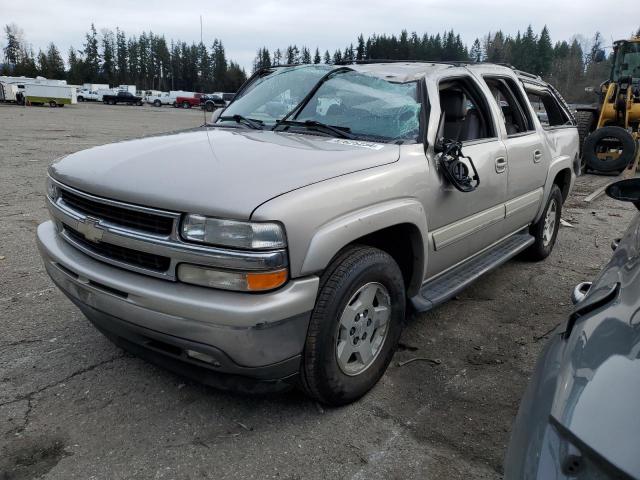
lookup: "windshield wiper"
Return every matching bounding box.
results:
[218,114,264,130]
[274,119,356,139]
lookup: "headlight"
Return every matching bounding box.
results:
[181,214,286,250]
[46,177,59,200]
[177,264,288,292]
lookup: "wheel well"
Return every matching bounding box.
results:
[349,223,423,297]
[553,168,572,202]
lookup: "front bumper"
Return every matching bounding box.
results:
[37,220,319,387]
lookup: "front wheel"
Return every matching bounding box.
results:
[182,101,190,109]
[300,245,405,406]
[154,100,161,107]
[524,184,563,261]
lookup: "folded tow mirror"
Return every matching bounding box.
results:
[606,179,640,210]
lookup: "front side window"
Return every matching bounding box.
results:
[438,78,495,142]
[220,65,422,142]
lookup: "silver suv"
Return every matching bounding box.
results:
[37,62,579,405]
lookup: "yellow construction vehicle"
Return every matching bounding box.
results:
[576,36,640,173]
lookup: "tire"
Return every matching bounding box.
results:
[154,100,161,107]
[182,101,190,109]
[78,96,84,102]
[49,100,57,108]
[173,101,178,108]
[136,101,143,106]
[524,184,563,261]
[575,110,595,172]
[300,245,406,406]
[103,100,108,104]
[583,126,636,172]
[205,103,214,112]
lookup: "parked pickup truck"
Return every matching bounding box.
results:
[201,94,227,112]
[102,91,143,106]
[37,63,579,405]
[76,89,99,102]
[174,94,203,109]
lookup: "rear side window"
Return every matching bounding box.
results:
[527,90,572,128]
[484,77,534,136]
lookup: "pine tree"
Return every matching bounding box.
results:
[83,24,100,81]
[537,26,553,76]
[356,34,365,60]
[36,50,47,76]
[67,47,84,84]
[45,43,65,78]
[273,48,282,66]
[313,47,321,64]
[116,28,128,84]
[469,38,482,62]
[101,29,116,85]
[3,23,23,69]
[323,50,331,64]
[301,46,311,64]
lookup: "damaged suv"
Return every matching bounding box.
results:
[38,63,579,405]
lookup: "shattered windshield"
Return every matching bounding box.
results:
[218,65,422,142]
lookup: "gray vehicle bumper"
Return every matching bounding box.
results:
[37,220,319,389]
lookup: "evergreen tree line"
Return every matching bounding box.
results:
[1,23,247,93]
[252,26,626,103]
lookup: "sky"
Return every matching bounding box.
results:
[2,0,639,72]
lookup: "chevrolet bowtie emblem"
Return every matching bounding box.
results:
[76,216,103,242]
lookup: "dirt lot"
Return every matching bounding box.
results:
[0,102,636,480]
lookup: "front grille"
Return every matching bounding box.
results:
[65,227,171,272]
[60,189,174,235]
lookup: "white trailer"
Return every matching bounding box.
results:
[19,84,77,107]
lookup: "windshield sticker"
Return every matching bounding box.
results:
[326,139,384,150]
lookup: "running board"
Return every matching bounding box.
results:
[410,232,535,312]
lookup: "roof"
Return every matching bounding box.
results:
[264,61,543,84]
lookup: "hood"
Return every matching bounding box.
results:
[49,128,399,219]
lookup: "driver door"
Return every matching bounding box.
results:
[424,75,508,278]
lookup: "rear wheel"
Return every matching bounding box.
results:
[205,102,214,112]
[49,100,57,108]
[182,101,190,109]
[154,99,161,107]
[300,245,405,406]
[524,184,563,261]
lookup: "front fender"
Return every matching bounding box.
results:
[300,198,427,286]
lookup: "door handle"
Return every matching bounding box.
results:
[495,157,507,173]
[533,150,543,163]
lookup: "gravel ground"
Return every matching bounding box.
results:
[0,102,636,480]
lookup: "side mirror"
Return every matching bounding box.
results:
[606,179,640,210]
[210,108,223,123]
[433,111,446,152]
